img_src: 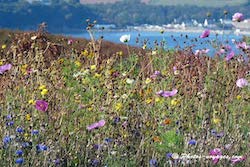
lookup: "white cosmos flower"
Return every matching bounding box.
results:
[120,34,130,43]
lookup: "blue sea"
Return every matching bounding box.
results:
[68,30,245,56]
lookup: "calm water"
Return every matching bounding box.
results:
[68,30,244,56]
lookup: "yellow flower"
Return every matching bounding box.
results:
[145,78,152,84]
[0,60,3,65]
[213,118,221,124]
[58,58,64,64]
[24,133,29,138]
[170,98,180,106]
[90,65,96,71]
[236,95,242,100]
[115,103,123,111]
[87,107,93,111]
[28,99,35,105]
[81,49,88,56]
[75,61,81,67]
[145,98,152,104]
[41,89,48,96]
[21,64,28,75]
[152,50,157,56]
[26,114,31,121]
[94,73,101,78]
[38,85,46,90]
[118,51,123,56]
[1,44,6,49]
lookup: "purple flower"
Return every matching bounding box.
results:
[209,148,222,164]
[150,71,161,79]
[15,158,24,164]
[236,78,248,88]
[236,42,250,50]
[188,139,197,145]
[157,89,178,97]
[225,51,235,61]
[35,100,48,112]
[232,13,244,22]
[87,119,106,131]
[200,29,210,38]
[231,156,246,164]
[0,64,12,74]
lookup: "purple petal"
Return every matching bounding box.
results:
[200,29,210,38]
[97,119,106,127]
[225,51,235,61]
[232,13,244,22]
[231,156,246,164]
[236,78,248,88]
[161,89,178,97]
[156,90,164,96]
[0,64,12,74]
[87,123,99,131]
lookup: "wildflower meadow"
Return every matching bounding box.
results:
[0,13,249,167]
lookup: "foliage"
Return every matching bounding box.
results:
[0,1,250,32]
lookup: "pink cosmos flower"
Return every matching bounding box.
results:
[209,148,222,164]
[68,39,73,45]
[232,13,244,22]
[87,119,106,131]
[200,29,210,38]
[236,42,250,50]
[236,78,248,88]
[156,89,178,97]
[150,71,161,79]
[35,100,48,112]
[225,51,235,61]
[231,156,246,164]
[194,49,210,55]
[0,64,12,74]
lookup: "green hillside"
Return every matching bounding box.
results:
[148,0,248,7]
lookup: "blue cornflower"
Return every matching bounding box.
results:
[91,159,99,166]
[6,121,14,126]
[16,150,23,156]
[15,158,24,164]
[149,159,158,167]
[166,153,172,159]
[104,138,113,143]
[53,159,60,165]
[21,142,30,148]
[211,129,217,135]
[31,130,39,135]
[6,114,12,120]
[188,139,197,145]
[16,127,24,133]
[3,136,11,144]
[36,144,48,152]
[114,117,120,124]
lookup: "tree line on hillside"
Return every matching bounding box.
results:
[0,0,250,33]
